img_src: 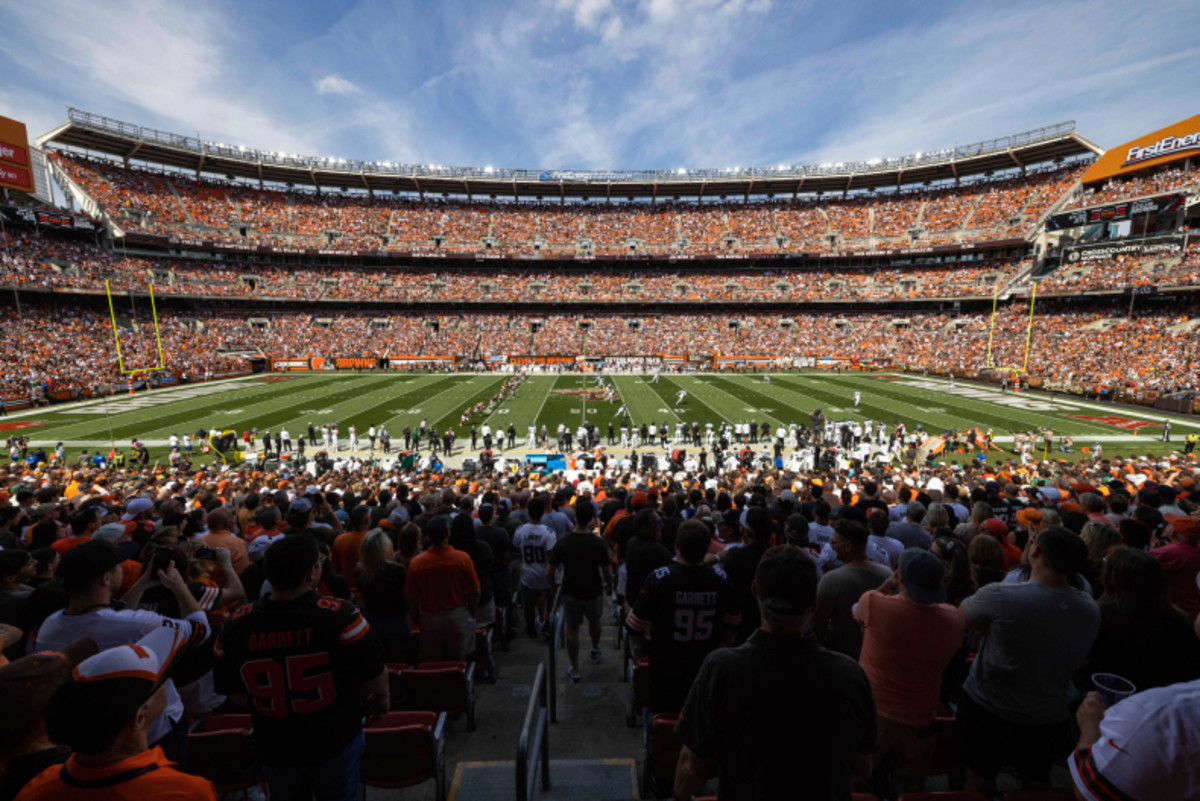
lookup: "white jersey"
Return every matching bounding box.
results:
[169,435,179,448]
[513,523,556,590]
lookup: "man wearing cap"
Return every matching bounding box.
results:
[854,549,967,795]
[672,546,875,800]
[720,507,774,645]
[405,515,481,661]
[121,497,156,547]
[958,526,1100,796]
[17,627,214,800]
[214,535,387,800]
[628,521,740,714]
[1152,513,1200,620]
[34,540,211,761]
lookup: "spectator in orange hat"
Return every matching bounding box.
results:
[1152,514,1200,620]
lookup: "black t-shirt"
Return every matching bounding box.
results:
[356,562,408,618]
[0,589,31,660]
[676,631,877,801]
[213,590,385,767]
[627,563,740,673]
[549,531,611,601]
[624,537,673,602]
[722,542,770,643]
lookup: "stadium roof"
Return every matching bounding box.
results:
[38,108,1100,200]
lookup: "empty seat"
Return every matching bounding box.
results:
[361,711,447,801]
[398,660,477,731]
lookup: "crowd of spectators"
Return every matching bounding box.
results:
[51,153,1093,256]
[0,420,1197,799]
[1065,162,1200,210]
[0,295,1197,397]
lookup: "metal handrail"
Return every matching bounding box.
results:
[547,586,565,723]
[62,107,1075,183]
[515,662,551,801]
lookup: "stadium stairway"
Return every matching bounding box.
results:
[397,596,649,801]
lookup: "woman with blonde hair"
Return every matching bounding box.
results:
[357,528,409,659]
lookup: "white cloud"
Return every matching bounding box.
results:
[313,74,363,96]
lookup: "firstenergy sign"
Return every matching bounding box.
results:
[1082,113,1200,185]
[1122,131,1200,167]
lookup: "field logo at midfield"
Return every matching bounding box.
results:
[1066,414,1156,431]
[893,379,1065,412]
[0,420,44,432]
[73,382,254,415]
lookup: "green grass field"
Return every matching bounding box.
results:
[9,371,1199,465]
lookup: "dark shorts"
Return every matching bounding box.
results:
[521,585,551,607]
[959,693,1069,782]
[562,594,603,628]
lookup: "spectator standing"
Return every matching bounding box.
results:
[329,505,372,593]
[355,529,409,660]
[959,526,1100,796]
[627,521,741,714]
[1151,513,1200,620]
[513,497,556,638]
[855,549,967,795]
[548,501,612,683]
[404,516,480,661]
[624,508,672,604]
[720,507,774,644]
[887,501,932,550]
[672,546,876,801]
[213,535,388,801]
[815,521,892,659]
[197,507,249,575]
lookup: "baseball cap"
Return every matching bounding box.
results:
[631,491,649,510]
[289,497,313,514]
[425,515,450,541]
[46,626,190,754]
[755,546,818,618]
[899,549,948,605]
[388,507,409,526]
[121,497,154,521]
[1165,514,1200,541]
[1014,507,1043,529]
[56,541,123,595]
[92,522,128,543]
[0,638,99,755]
[982,518,1009,540]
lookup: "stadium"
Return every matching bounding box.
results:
[1,17,1200,801]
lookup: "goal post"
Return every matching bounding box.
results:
[105,279,168,374]
[984,280,1037,379]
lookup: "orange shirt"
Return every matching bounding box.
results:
[199,530,250,575]
[854,590,967,727]
[403,544,479,613]
[330,530,367,591]
[16,746,216,800]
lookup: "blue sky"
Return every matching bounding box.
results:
[3,0,1199,172]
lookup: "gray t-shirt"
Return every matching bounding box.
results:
[962,581,1100,725]
[817,562,893,660]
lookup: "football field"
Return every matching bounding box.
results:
[9,371,1199,465]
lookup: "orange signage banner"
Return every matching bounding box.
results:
[1081,113,1200,185]
[0,116,33,192]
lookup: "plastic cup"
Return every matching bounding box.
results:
[1092,673,1136,707]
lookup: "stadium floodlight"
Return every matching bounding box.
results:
[484,166,494,174]
[676,168,685,175]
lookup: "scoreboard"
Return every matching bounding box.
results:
[0,116,33,193]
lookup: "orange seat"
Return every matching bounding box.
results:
[362,710,446,801]
[397,660,477,731]
[642,712,682,796]
[898,792,990,801]
[186,727,262,797]
[1001,791,1077,801]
